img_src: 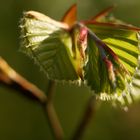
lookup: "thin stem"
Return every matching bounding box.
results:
[0,57,64,140]
[0,57,47,103]
[72,95,96,140]
[45,80,64,140]
[47,80,56,101]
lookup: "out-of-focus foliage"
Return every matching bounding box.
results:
[1,0,140,140]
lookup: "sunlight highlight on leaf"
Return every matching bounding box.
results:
[20,5,140,107]
[20,11,84,81]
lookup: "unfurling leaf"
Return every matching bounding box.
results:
[20,11,84,81]
[84,20,140,106]
[85,24,139,84]
[20,5,140,107]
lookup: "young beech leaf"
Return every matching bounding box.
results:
[20,5,140,106]
[20,11,84,81]
[87,24,140,73]
[83,17,140,106]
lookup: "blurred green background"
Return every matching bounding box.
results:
[0,0,140,140]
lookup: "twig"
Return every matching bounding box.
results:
[45,80,64,140]
[0,57,47,103]
[72,95,96,140]
[0,57,64,140]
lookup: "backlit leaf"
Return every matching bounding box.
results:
[84,18,140,105]
[20,11,83,81]
[20,5,140,106]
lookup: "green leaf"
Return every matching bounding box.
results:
[20,9,140,106]
[84,30,128,94]
[20,11,83,81]
[88,24,140,74]
[84,21,140,105]
[84,34,110,93]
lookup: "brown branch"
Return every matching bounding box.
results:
[45,80,64,140]
[0,57,64,140]
[0,57,47,103]
[46,102,64,140]
[72,95,96,140]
